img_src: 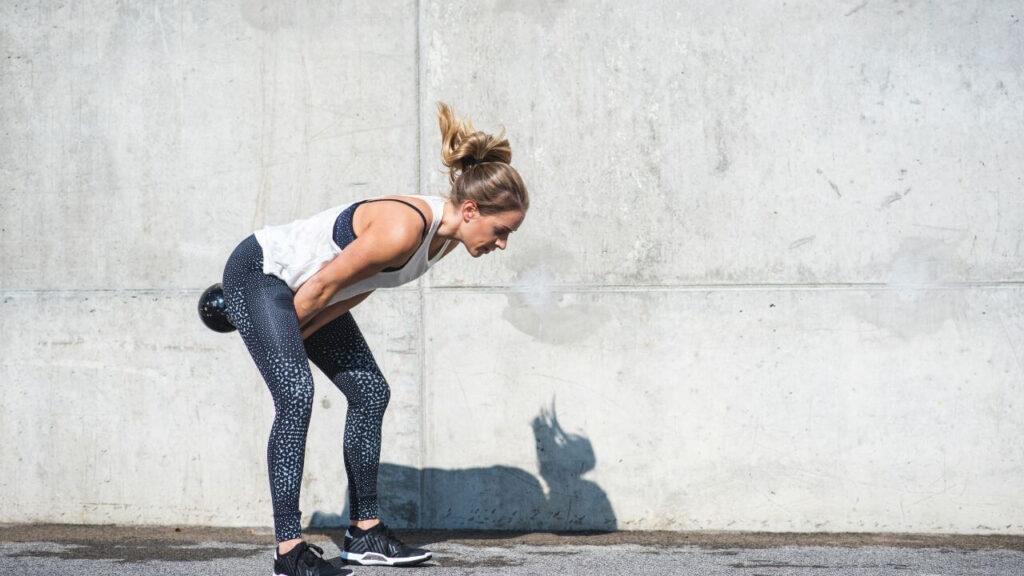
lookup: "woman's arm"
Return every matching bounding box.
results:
[292,218,423,326]
[299,290,374,340]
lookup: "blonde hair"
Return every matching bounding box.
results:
[436,102,529,216]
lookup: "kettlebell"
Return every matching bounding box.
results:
[198,283,236,333]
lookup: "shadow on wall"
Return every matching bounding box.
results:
[310,400,616,531]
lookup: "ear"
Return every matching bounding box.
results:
[460,200,479,221]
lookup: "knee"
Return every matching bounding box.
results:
[377,378,391,409]
[363,374,390,414]
[274,371,315,414]
[341,372,390,415]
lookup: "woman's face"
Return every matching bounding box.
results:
[462,205,525,257]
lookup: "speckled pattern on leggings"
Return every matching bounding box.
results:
[304,311,390,522]
[221,234,390,542]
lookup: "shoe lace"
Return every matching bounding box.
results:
[299,542,326,567]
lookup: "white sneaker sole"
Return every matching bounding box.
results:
[340,550,432,566]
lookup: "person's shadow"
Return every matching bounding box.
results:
[309,398,616,538]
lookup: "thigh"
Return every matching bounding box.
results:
[303,312,384,385]
[223,236,313,402]
[223,235,300,350]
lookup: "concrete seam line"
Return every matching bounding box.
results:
[415,0,427,530]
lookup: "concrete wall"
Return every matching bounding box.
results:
[2,0,1021,535]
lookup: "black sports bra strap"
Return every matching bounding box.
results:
[360,198,429,239]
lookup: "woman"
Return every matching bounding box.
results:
[220,102,528,575]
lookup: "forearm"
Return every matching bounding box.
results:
[298,290,373,340]
[300,304,348,340]
[293,279,332,327]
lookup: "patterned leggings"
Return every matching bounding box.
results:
[221,234,389,542]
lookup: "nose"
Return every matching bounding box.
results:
[496,238,506,250]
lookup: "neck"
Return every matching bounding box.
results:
[437,199,463,243]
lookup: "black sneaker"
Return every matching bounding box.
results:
[340,523,432,566]
[273,541,347,576]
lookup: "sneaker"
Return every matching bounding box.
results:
[274,541,347,576]
[340,523,432,566]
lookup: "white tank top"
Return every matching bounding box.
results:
[253,194,452,306]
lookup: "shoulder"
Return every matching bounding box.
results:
[355,198,428,247]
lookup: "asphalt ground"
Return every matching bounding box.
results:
[1,524,1022,575]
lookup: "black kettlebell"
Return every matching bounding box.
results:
[198,283,236,333]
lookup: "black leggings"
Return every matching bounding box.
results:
[221,234,389,542]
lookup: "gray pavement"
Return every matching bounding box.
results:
[1,524,1022,575]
